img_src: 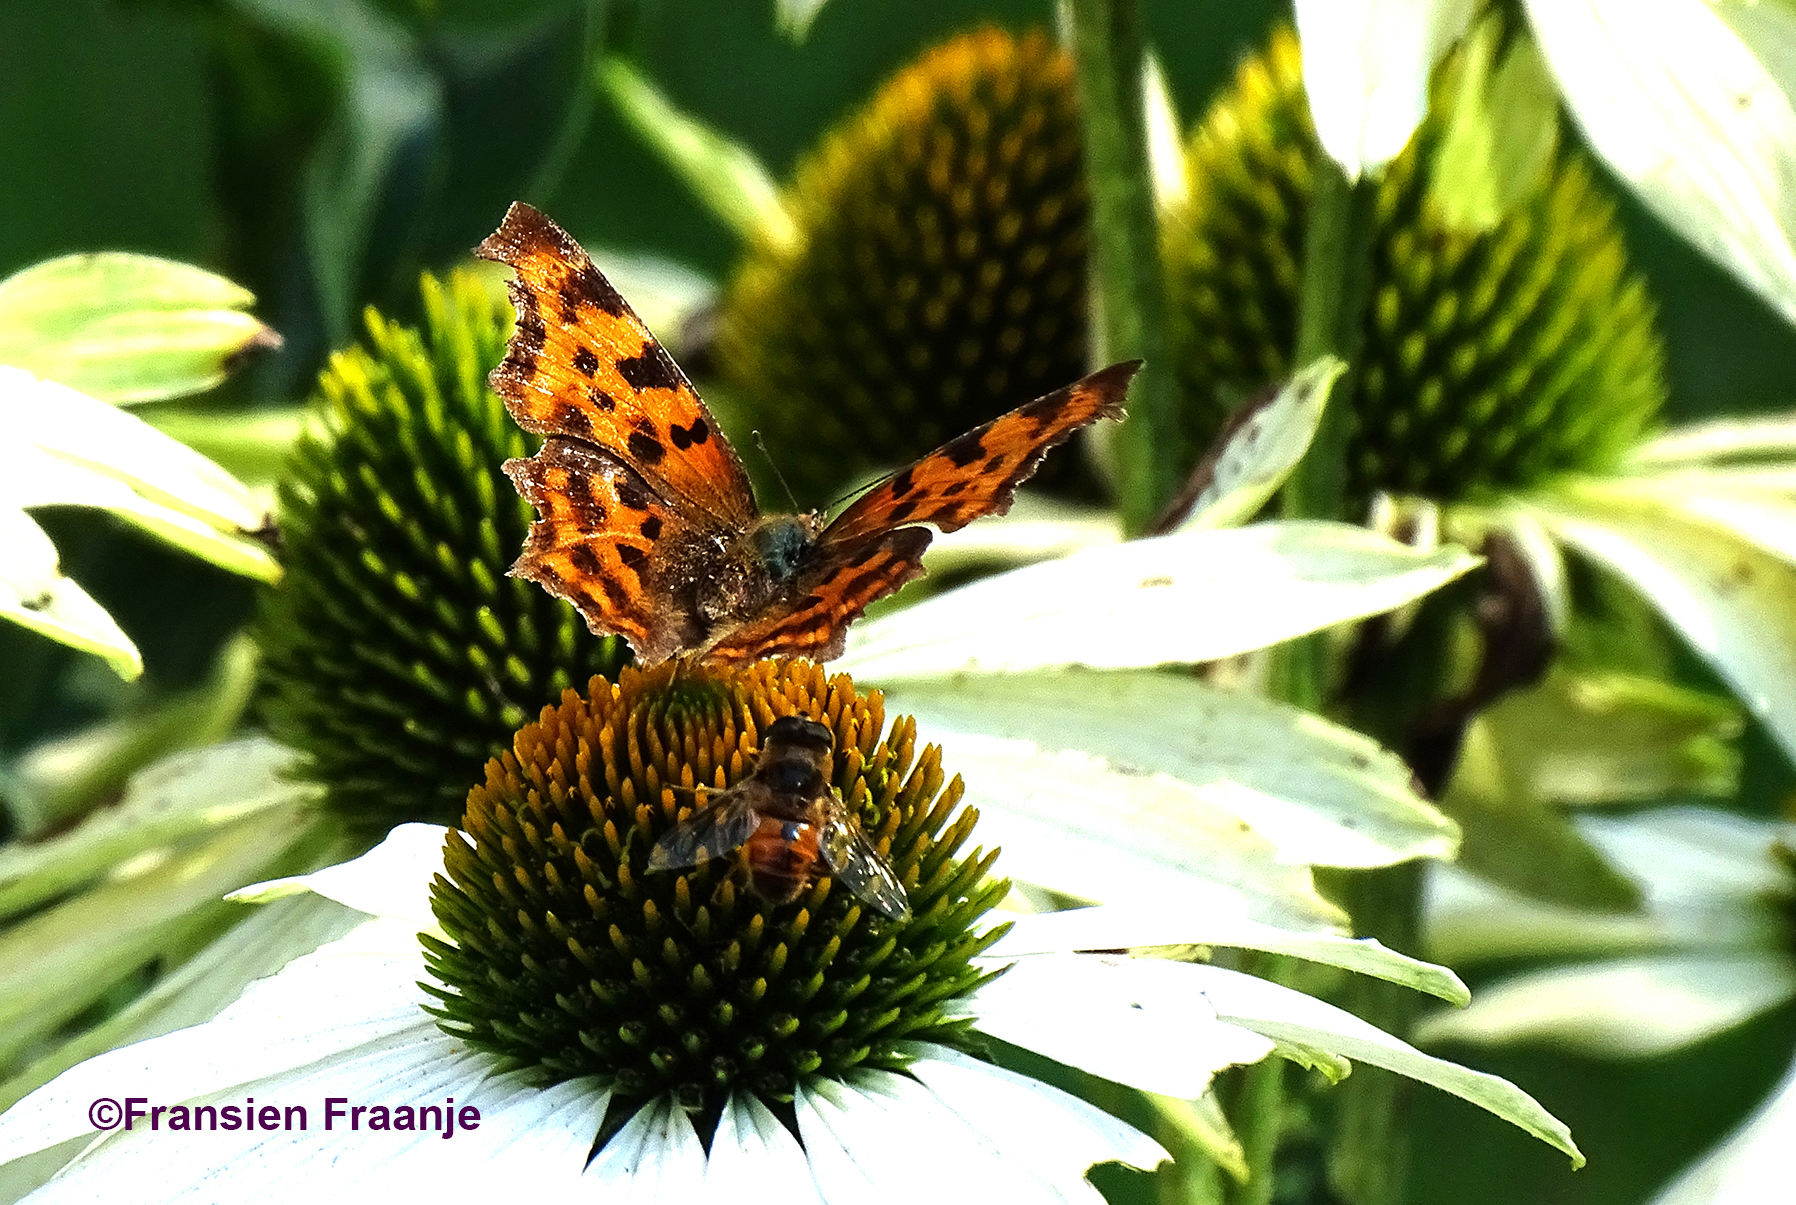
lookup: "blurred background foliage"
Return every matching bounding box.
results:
[4,1,1796,1202]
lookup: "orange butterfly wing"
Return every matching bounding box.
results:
[704,361,1138,664]
[504,437,710,665]
[476,201,756,527]
[700,529,932,665]
[822,360,1138,546]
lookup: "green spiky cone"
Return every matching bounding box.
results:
[718,26,1091,501]
[1164,29,1667,505]
[256,270,628,834]
[425,658,1004,1137]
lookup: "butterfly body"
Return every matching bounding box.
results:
[647,715,910,920]
[478,201,1137,667]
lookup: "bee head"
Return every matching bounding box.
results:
[764,715,833,752]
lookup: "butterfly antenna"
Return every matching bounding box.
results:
[752,431,803,511]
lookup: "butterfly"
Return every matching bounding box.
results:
[476,201,1138,667]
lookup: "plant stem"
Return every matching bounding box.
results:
[1272,159,1378,710]
[1262,156,1380,1202]
[1065,0,1179,536]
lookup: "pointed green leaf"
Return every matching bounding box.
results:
[597,57,793,248]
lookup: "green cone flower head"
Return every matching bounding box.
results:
[257,270,628,833]
[424,657,1003,1138]
[1164,28,1667,504]
[718,26,1090,500]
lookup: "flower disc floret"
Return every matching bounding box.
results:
[422,658,1005,1136]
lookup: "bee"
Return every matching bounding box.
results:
[647,715,911,921]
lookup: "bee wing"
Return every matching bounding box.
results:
[819,806,912,921]
[647,790,761,872]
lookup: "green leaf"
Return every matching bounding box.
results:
[140,406,307,489]
[1142,1091,1248,1183]
[1440,719,1644,910]
[0,789,324,1072]
[840,520,1481,679]
[1481,667,1743,805]
[1,637,261,840]
[0,253,277,405]
[886,670,1457,871]
[228,0,441,347]
[596,56,793,248]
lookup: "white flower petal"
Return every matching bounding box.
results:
[583,1095,708,1197]
[1170,358,1344,533]
[1525,0,1796,327]
[1650,1048,1796,1205]
[1414,951,1796,1057]
[231,823,447,929]
[27,1032,522,1202]
[1526,483,1796,763]
[0,921,426,1164]
[1625,412,1796,468]
[984,905,1468,1004]
[1427,807,1796,969]
[888,669,1456,871]
[1295,0,1475,179]
[839,521,1480,680]
[965,954,1277,1098]
[901,1044,1167,1180]
[708,1092,823,1205]
[1197,963,1584,1165]
[792,1078,892,1205]
[921,494,1119,578]
[0,506,140,678]
[933,727,1345,930]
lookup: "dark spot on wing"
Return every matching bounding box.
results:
[942,480,967,497]
[615,478,652,511]
[563,480,606,528]
[640,515,663,540]
[669,417,710,451]
[627,431,666,466]
[981,452,1006,474]
[555,405,593,439]
[617,348,683,393]
[572,346,599,377]
[589,387,616,413]
[886,499,919,524]
[617,545,649,576]
[573,263,626,317]
[889,467,914,498]
[569,545,604,576]
[1020,392,1066,429]
[943,431,986,468]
